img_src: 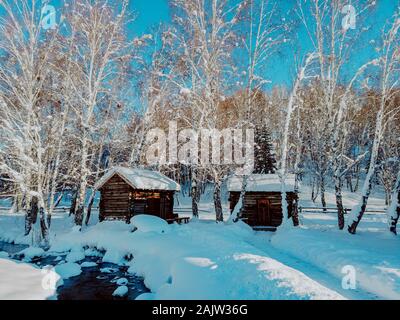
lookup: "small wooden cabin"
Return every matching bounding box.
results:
[95,167,181,223]
[227,174,298,228]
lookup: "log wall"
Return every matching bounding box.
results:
[229,191,298,227]
[99,174,176,222]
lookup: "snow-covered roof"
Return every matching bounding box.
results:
[95,167,181,192]
[227,174,297,193]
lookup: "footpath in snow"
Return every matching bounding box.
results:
[270,225,400,300]
[268,186,400,300]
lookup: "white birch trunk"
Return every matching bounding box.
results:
[388,171,400,235]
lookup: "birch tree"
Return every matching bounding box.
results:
[230,0,287,222]
[0,0,61,246]
[62,0,133,226]
[297,0,378,229]
[348,10,400,234]
[279,52,317,227]
[388,170,400,235]
[167,0,246,221]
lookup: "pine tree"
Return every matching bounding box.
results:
[254,124,277,174]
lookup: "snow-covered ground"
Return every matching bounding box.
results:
[269,185,400,300]
[0,258,58,300]
[0,213,346,300]
[0,185,398,300]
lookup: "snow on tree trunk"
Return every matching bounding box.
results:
[75,132,89,227]
[25,195,49,247]
[335,179,346,230]
[229,175,249,223]
[63,0,134,228]
[291,173,301,227]
[69,189,78,217]
[320,175,327,212]
[191,168,199,219]
[39,207,49,248]
[228,0,283,224]
[46,107,69,225]
[25,197,38,237]
[347,12,400,234]
[11,194,23,214]
[348,101,385,234]
[75,203,84,227]
[348,164,376,234]
[279,53,317,227]
[388,171,400,235]
[0,0,64,243]
[85,194,96,226]
[75,189,86,227]
[214,179,223,222]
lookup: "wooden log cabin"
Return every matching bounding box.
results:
[227,174,299,229]
[95,167,181,223]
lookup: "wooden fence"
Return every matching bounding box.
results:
[0,206,207,216]
[299,206,387,215]
[0,206,99,214]
[174,207,210,215]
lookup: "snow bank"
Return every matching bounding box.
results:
[131,215,170,234]
[54,262,82,279]
[113,285,128,297]
[136,292,156,300]
[18,247,45,262]
[81,261,97,268]
[271,227,400,300]
[0,258,58,300]
[66,251,85,263]
[100,267,118,273]
[115,278,128,285]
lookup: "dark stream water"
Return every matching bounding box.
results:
[0,241,149,300]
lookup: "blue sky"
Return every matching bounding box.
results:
[129,0,170,35]
[1,0,398,88]
[125,0,398,87]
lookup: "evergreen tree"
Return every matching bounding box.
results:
[254,124,277,174]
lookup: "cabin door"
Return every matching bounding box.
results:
[257,199,272,226]
[146,198,161,216]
